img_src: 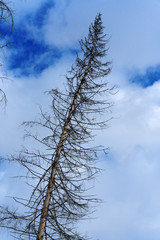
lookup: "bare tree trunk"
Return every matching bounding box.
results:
[37,62,93,240]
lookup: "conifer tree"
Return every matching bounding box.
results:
[0,14,113,240]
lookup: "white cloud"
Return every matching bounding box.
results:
[43,0,160,73]
[87,79,160,239]
[12,0,45,21]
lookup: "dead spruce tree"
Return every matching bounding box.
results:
[0,0,13,104]
[0,14,113,240]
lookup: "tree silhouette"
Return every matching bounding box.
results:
[0,0,13,105]
[0,14,113,240]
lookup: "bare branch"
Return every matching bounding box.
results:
[0,0,14,106]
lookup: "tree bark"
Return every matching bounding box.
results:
[36,60,93,240]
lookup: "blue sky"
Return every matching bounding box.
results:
[130,65,160,87]
[2,0,62,77]
[1,0,160,240]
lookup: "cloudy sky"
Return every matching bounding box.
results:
[1,0,160,239]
